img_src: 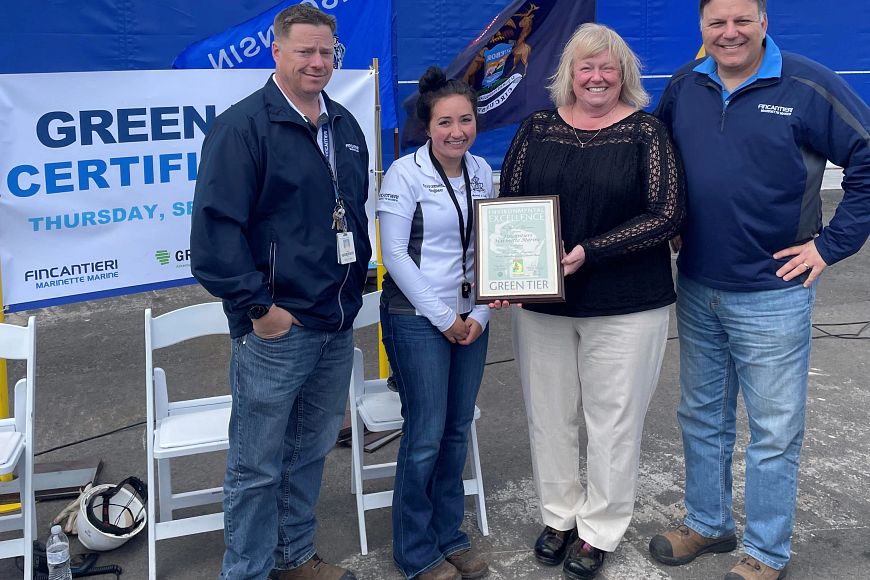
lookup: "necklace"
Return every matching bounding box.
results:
[570,107,608,148]
[573,125,601,148]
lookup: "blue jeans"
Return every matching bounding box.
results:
[220,326,353,580]
[380,309,489,579]
[676,274,815,570]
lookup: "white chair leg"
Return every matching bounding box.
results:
[148,452,158,579]
[23,467,34,580]
[355,486,369,556]
[350,409,361,495]
[157,458,173,523]
[468,420,488,536]
[350,456,357,495]
[350,401,369,554]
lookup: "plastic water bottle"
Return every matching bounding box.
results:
[46,525,72,580]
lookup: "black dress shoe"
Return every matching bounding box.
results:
[534,526,578,566]
[563,538,606,580]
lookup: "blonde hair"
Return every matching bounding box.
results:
[548,23,649,109]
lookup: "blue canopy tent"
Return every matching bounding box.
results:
[2,0,868,169]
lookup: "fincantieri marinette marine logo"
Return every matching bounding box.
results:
[464,3,539,114]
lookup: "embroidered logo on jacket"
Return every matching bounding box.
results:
[345,143,360,153]
[757,104,793,116]
[470,176,487,194]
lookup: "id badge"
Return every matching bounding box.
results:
[337,232,356,264]
[456,283,473,314]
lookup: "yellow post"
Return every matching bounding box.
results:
[376,219,389,379]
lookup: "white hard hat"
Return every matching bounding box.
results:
[76,477,147,551]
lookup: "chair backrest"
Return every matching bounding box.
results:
[0,319,34,361]
[0,318,36,496]
[353,291,381,330]
[349,292,390,403]
[146,302,229,350]
[144,302,230,431]
[0,318,36,429]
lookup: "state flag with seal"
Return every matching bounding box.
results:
[402,0,596,147]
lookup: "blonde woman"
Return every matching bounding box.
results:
[496,23,685,579]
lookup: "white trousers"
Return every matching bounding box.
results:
[512,306,669,551]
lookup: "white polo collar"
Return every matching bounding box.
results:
[272,73,328,125]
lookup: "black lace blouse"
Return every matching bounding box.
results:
[500,109,686,317]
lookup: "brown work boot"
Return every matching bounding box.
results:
[723,555,788,579]
[648,524,737,565]
[446,547,489,578]
[418,559,462,580]
[269,554,357,579]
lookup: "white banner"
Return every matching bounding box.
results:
[0,68,378,311]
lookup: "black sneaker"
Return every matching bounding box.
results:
[563,538,606,580]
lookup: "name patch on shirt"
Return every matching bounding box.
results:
[757,104,793,116]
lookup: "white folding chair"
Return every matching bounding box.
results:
[349,291,488,554]
[0,316,36,579]
[144,303,230,579]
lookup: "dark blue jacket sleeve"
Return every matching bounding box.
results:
[190,121,272,311]
[802,73,870,265]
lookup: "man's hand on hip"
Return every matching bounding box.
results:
[252,305,300,339]
[774,239,828,288]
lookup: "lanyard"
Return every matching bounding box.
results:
[428,143,473,283]
[321,122,340,202]
[320,120,348,232]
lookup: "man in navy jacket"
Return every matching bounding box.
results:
[190,4,369,579]
[648,1,870,579]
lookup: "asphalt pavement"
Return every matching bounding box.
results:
[1,188,868,579]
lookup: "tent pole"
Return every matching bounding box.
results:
[372,58,390,380]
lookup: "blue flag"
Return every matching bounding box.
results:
[402,0,595,146]
[174,0,397,129]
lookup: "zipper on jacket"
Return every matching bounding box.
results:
[336,263,351,331]
[268,241,277,299]
[716,78,778,133]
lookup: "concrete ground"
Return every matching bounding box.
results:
[1,188,868,579]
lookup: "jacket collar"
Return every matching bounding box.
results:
[263,75,342,126]
[412,141,482,181]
